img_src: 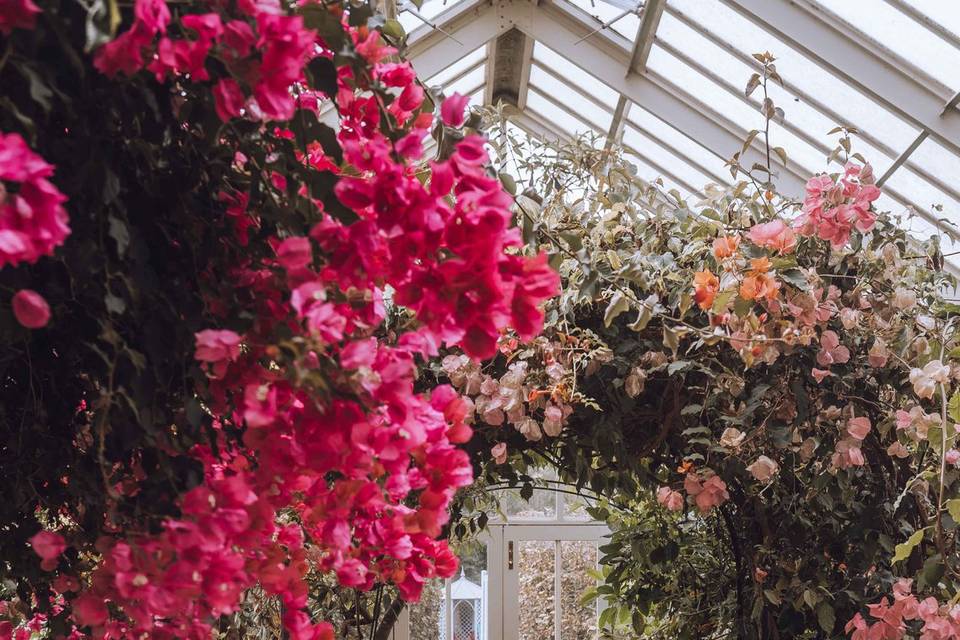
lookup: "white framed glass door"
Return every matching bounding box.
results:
[501,524,609,640]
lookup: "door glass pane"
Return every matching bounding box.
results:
[559,541,599,640]
[454,541,488,640]
[518,540,556,640]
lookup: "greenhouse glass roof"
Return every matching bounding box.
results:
[394,0,960,268]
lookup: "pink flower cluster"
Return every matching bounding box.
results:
[797,162,880,248]
[33,6,558,638]
[682,470,729,514]
[847,579,960,639]
[0,132,70,268]
[0,0,40,33]
[94,0,317,121]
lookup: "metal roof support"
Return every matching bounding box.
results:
[877,131,929,187]
[722,0,960,154]
[605,95,631,149]
[627,0,665,75]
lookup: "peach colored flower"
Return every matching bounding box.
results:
[811,368,834,383]
[712,235,740,259]
[816,330,849,367]
[846,416,871,441]
[868,338,889,368]
[720,427,745,448]
[656,486,684,512]
[747,455,779,482]
[694,269,720,311]
[909,360,950,399]
[684,472,729,513]
[491,442,507,465]
[747,219,796,253]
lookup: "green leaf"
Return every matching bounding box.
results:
[946,499,960,523]
[499,172,517,195]
[733,296,753,317]
[948,390,960,424]
[560,231,582,252]
[711,289,735,313]
[603,291,630,328]
[779,268,808,290]
[816,602,835,633]
[108,216,129,257]
[892,528,925,563]
[382,18,405,40]
[663,326,687,357]
[772,146,788,167]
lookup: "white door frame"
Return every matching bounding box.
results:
[498,523,610,640]
[391,523,608,640]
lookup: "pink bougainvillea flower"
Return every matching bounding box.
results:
[213,78,246,122]
[811,367,834,384]
[946,449,960,466]
[831,438,865,470]
[491,442,507,465]
[747,219,796,254]
[194,329,242,363]
[72,593,109,627]
[868,338,889,368]
[847,416,871,441]
[440,92,469,127]
[656,486,684,512]
[29,530,66,561]
[683,471,729,513]
[815,330,849,367]
[0,133,70,267]
[909,359,950,400]
[0,0,40,33]
[11,289,50,328]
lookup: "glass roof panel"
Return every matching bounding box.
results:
[529,65,613,130]
[907,137,960,200]
[623,150,691,198]
[646,44,829,177]
[444,64,485,97]
[527,89,599,137]
[656,10,896,175]
[623,124,715,194]
[815,0,960,92]
[626,102,730,184]
[564,0,641,39]
[901,0,960,40]
[399,0,470,24]
[531,44,620,107]
[665,0,921,153]
[884,167,960,248]
[425,47,486,88]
